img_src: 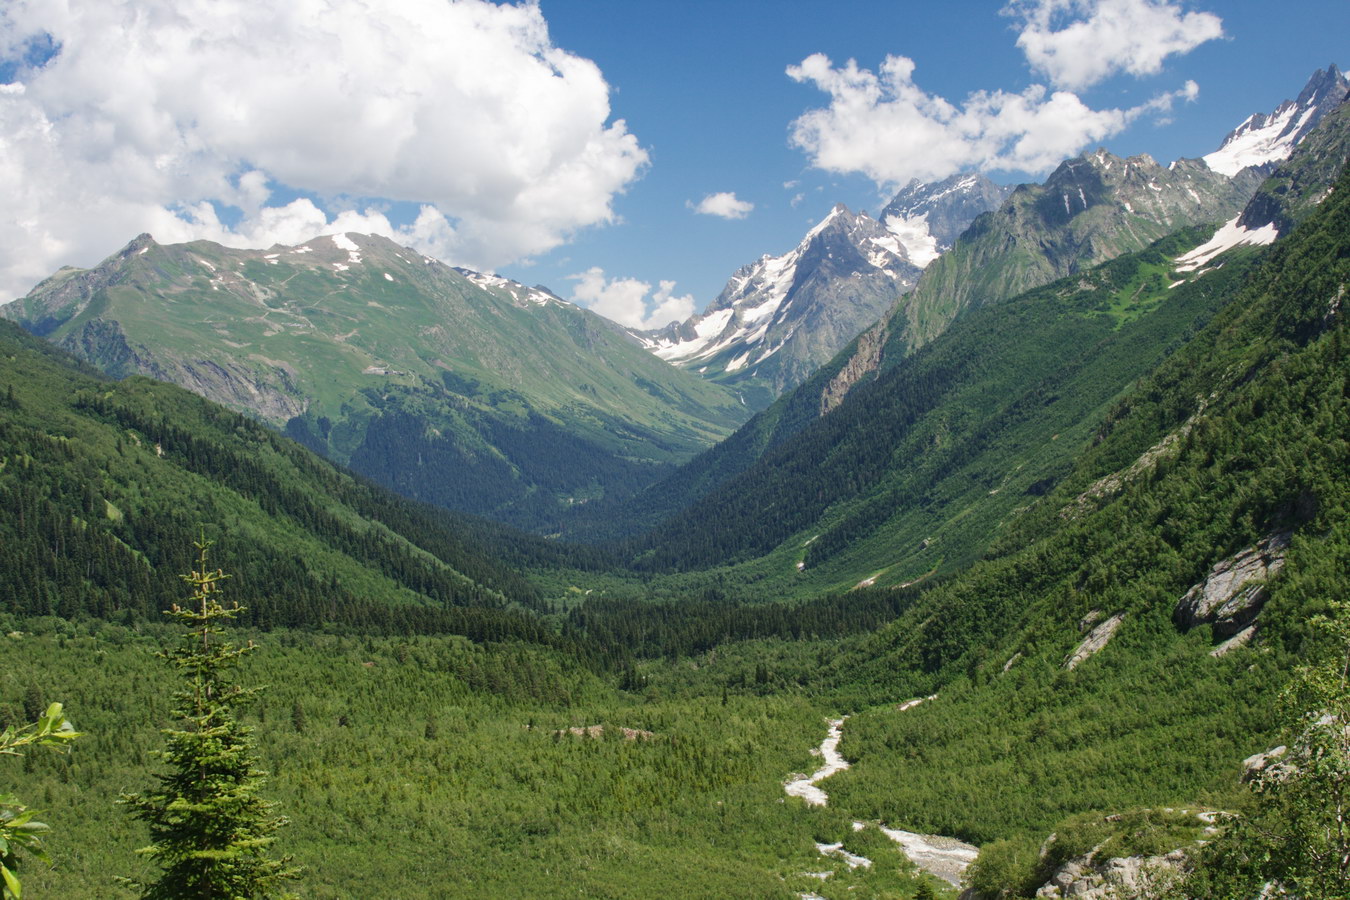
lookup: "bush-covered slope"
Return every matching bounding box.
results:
[612,225,1258,583]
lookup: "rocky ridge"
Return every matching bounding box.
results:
[640,176,1009,405]
[1203,65,1349,176]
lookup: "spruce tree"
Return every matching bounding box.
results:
[121,540,298,899]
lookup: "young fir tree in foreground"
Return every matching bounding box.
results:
[121,541,298,899]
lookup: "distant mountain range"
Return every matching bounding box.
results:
[1,232,749,530]
[5,67,1343,547]
[572,67,1347,559]
[634,67,1347,415]
[634,175,1011,405]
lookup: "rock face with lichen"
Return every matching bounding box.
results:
[1065,613,1125,670]
[1035,850,1187,899]
[1174,532,1291,636]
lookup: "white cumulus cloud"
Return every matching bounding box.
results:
[787,52,1200,189]
[569,267,696,331]
[0,0,649,301]
[1006,0,1224,91]
[689,192,755,219]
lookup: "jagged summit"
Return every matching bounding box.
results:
[638,177,1007,404]
[1203,64,1348,176]
[634,203,923,404]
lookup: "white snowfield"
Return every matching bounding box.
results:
[1203,104,1317,177]
[1174,216,1279,274]
[884,212,940,268]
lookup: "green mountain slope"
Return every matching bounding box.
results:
[3,233,750,530]
[814,158,1350,877]
[575,151,1265,544]
[0,317,588,645]
[877,152,1262,357]
[615,226,1260,584]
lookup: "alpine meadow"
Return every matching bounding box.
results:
[2,2,1350,898]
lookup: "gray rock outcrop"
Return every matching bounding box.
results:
[1065,613,1125,670]
[1035,850,1187,899]
[1174,532,1291,636]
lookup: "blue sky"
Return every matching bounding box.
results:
[0,0,1344,325]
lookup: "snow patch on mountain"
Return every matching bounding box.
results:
[327,232,364,267]
[330,233,360,253]
[882,213,940,268]
[1174,216,1279,273]
[457,269,567,308]
[1204,65,1348,176]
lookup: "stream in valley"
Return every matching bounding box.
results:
[785,704,979,889]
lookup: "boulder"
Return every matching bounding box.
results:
[1174,532,1291,635]
[1242,745,1290,783]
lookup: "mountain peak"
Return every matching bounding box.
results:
[1296,63,1347,107]
[1204,64,1349,176]
[637,177,1008,402]
[804,203,855,241]
[121,233,158,257]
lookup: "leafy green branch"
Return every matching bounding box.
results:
[1,702,80,899]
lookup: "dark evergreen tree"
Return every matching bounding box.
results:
[121,541,298,899]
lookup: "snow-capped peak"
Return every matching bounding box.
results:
[805,203,848,241]
[1203,65,1348,176]
[639,205,921,376]
[455,268,568,308]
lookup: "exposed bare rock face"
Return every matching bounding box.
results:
[1210,625,1258,657]
[1035,850,1187,899]
[820,320,887,416]
[555,725,654,740]
[1241,745,1291,784]
[1174,532,1291,636]
[1065,613,1125,670]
